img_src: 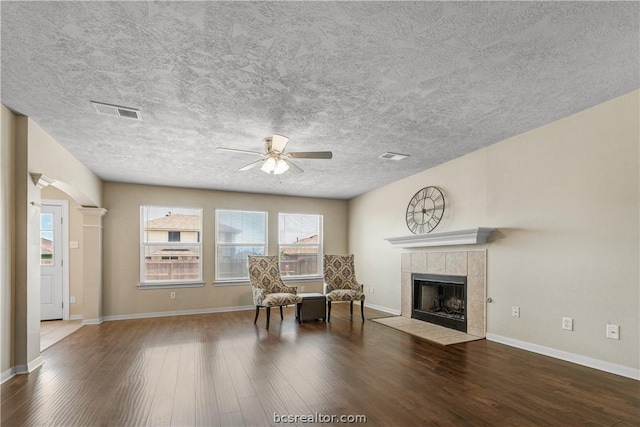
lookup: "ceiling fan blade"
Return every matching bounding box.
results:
[217,147,264,156]
[270,134,289,153]
[238,159,265,171]
[287,151,333,159]
[283,159,303,174]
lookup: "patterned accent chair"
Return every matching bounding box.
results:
[323,254,365,322]
[248,255,302,329]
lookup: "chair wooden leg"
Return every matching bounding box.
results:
[280,306,284,320]
[254,306,260,324]
[327,301,332,322]
[266,307,271,330]
[361,300,365,321]
[350,301,353,317]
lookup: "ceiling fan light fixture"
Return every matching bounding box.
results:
[273,159,289,175]
[261,157,277,173]
[260,157,289,174]
[221,134,331,175]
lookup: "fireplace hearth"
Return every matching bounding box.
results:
[412,273,467,332]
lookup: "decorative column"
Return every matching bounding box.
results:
[13,117,55,373]
[14,179,43,374]
[77,207,108,324]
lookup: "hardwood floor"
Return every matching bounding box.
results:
[3,304,639,426]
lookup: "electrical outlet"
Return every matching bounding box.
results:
[300,285,306,292]
[70,296,76,304]
[562,317,573,331]
[170,292,176,300]
[606,324,620,340]
[511,306,520,318]
[370,287,375,294]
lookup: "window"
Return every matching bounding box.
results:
[216,210,267,281]
[278,213,323,278]
[40,213,54,265]
[140,206,202,285]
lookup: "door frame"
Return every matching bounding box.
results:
[42,199,70,320]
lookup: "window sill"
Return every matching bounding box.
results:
[213,276,324,287]
[282,276,324,283]
[213,279,250,287]
[138,281,205,290]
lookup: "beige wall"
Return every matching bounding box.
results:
[27,116,105,324]
[102,183,348,317]
[1,106,17,376]
[349,90,640,370]
[42,186,84,318]
[27,118,102,208]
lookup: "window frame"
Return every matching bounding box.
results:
[139,205,204,289]
[278,212,324,280]
[214,209,268,284]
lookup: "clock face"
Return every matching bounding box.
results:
[406,186,445,234]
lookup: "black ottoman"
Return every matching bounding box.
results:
[296,293,327,324]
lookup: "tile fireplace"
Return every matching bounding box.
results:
[401,250,486,337]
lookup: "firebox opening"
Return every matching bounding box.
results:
[412,273,467,332]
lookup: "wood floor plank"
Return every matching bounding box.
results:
[2,304,638,427]
[211,348,242,415]
[238,395,271,426]
[221,339,257,399]
[146,392,174,427]
[170,374,196,427]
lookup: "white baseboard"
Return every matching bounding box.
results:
[363,302,401,316]
[81,318,103,325]
[1,367,16,384]
[486,333,639,381]
[15,356,45,376]
[102,305,255,322]
[69,314,83,320]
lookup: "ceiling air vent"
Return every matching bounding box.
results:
[378,152,409,161]
[91,101,142,120]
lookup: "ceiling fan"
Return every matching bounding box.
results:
[216,134,333,175]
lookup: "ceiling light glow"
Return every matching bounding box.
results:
[261,157,289,175]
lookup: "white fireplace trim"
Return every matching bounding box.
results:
[386,227,495,248]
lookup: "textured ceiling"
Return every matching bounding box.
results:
[2,2,638,200]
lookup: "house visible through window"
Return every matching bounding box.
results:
[216,210,267,281]
[140,206,202,285]
[279,213,323,278]
[40,213,54,265]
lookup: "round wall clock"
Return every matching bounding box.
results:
[406,186,445,234]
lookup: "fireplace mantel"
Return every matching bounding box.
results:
[385,227,496,248]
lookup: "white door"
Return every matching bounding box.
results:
[41,205,63,320]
